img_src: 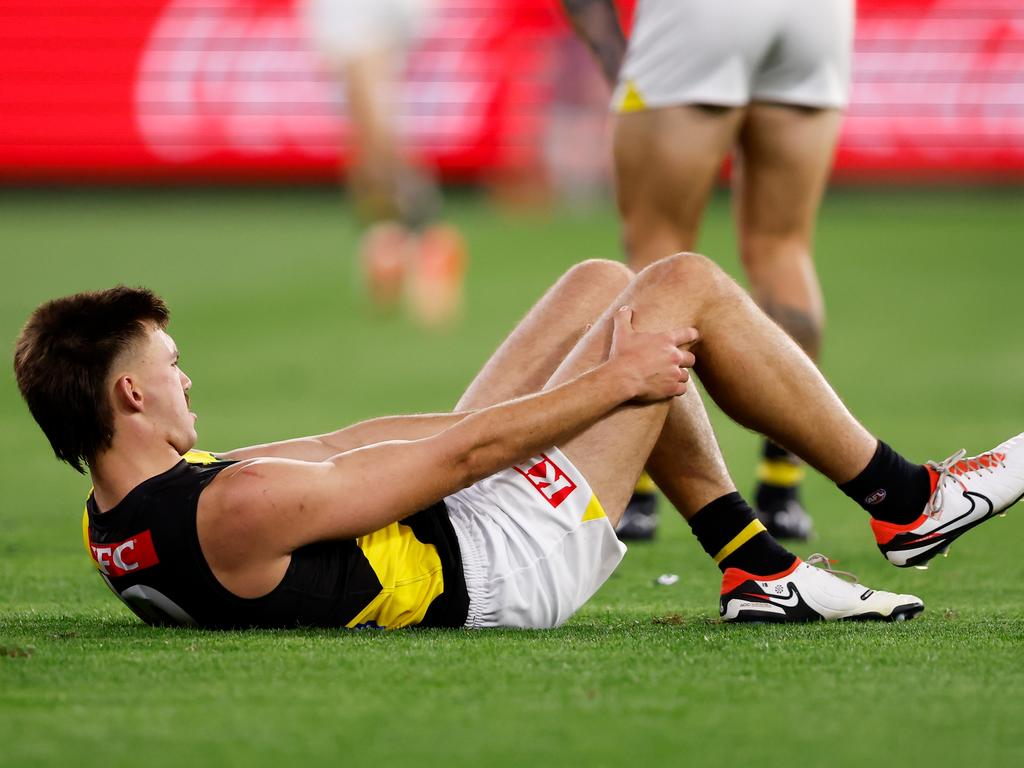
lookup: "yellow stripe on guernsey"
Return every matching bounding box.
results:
[183,449,221,465]
[82,449,224,563]
[82,498,93,564]
[346,523,445,629]
[616,80,647,113]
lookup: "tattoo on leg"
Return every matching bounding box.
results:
[762,300,822,361]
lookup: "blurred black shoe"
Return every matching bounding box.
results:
[616,490,658,541]
[754,483,814,541]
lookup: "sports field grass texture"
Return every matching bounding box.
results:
[1,187,1023,767]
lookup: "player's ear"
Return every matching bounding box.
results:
[113,375,145,414]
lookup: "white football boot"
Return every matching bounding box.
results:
[871,433,1024,568]
[720,554,924,623]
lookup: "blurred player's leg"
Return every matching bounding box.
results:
[611,103,743,538]
[733,104,843,540]
[305,0,464,327]
[613,105,744,269]
[344,41,465,327]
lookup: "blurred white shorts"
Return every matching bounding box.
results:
[614,0,855,111]
[446,447,626,629]
[302,0,431,60]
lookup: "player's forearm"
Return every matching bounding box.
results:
[220,413,471,462]
[560,0,627,85]
[443,362,634,485]
[319,413,471,454]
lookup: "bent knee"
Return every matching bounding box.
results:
[642,251,723,286]
[563,258,635,290]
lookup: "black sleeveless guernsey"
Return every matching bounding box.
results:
[83,450,469,629]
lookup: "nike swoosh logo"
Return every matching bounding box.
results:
[904,492,993,545]
[860,589,875,601]
[760,584,800,608]
[897,538,949,557]
[938,491,993,529]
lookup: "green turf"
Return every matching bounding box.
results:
[1,187,1022,767]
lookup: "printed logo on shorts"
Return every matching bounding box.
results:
[514,454,577,508]
[89,530,159,577]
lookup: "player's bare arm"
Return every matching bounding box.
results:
[223,310,696,463]
[198,308,698,595]
[219,412,474,462]
[559,0,627,85]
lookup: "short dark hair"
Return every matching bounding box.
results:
[14,286,170,473]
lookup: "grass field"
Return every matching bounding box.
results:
[1,187,1023,767]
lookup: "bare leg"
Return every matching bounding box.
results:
[613,105,745,270]
[549,254,876,523]
[342,49,402,220]
[733,104,842,360]
[645,380,734,520]
[610,105,745,531]
[732,104,844,530]
[456,260,632,411]
[456,259,737,525]
[342,49,436,224]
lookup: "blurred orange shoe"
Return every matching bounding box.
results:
[407,223,467,329]
[358,221,412,312]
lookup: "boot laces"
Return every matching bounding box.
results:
[925,449,1006,519]
[805,553,858,584]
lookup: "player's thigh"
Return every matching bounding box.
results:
[613,105,745,269]
[455,260,633,412]
[558,404,668,527]
[734,103,842,246]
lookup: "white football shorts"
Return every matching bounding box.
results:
[613,0,855,112]
[446,447,627,629]
[302,0,432,60]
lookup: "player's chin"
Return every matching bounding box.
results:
[173,426,199,455]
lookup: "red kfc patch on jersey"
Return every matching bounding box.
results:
[514,454,577,508]
[89,530,159,577]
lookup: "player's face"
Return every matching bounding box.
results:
[132,325,198,454]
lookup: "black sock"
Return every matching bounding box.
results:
[688,492,797,574]
[756,440,804,509]
[762,439,797,464]
[838,440,931,524]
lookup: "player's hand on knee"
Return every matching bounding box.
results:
[609,306,698,401]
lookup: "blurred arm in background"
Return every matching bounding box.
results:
[559,0,627,85]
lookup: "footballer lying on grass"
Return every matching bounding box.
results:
[13,255,1024,629]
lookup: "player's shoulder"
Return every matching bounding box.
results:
[196,456,332,559]
[199,455,329,513]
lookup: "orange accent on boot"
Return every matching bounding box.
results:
[948,452,1006,476]
[720,558,800,595]
[870,514,929,545]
